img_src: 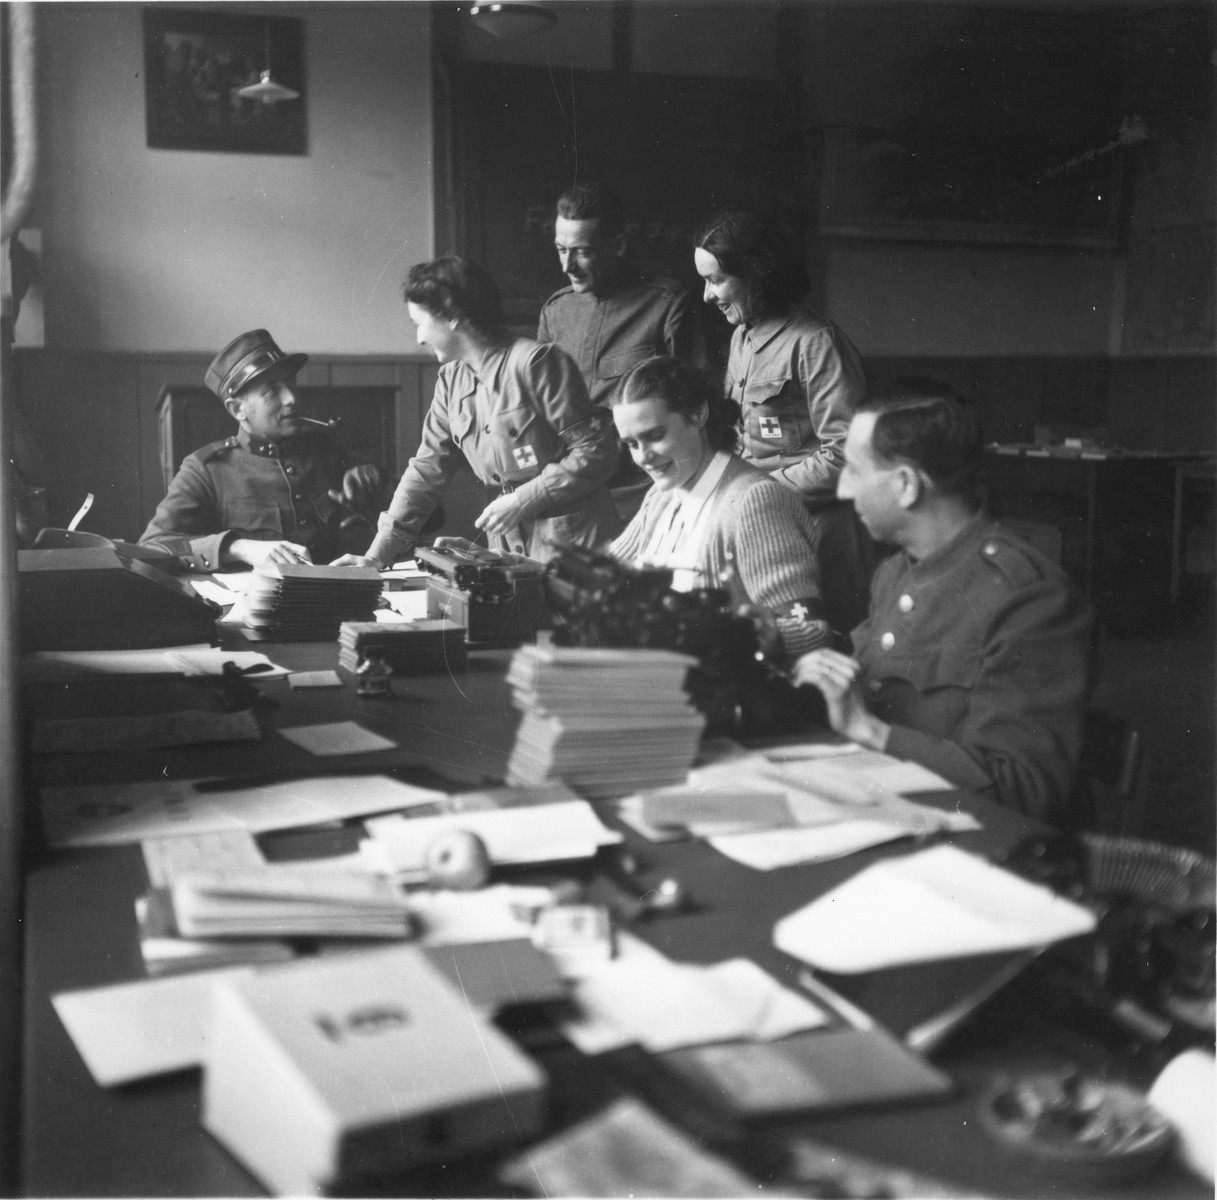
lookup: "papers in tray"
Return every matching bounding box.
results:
[170,869,414,938]
[360,798,622,879]
[38,774,447,848]
[774,844,1098,973]
[242,563,382,641]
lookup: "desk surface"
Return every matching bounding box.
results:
[19,638,1210,1199]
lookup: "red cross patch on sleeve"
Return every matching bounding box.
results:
[758,416,783,440]
[512,444,539,469]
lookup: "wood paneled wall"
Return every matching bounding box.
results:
[11,347,1214,546]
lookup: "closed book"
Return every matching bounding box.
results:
[201,946,546,1195]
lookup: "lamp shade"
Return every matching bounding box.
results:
[237,70,300,106]
[469,4,557,38]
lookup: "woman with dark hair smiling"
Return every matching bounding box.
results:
[335,256,620,567]
[694,209,871,632]
[608,356,832,660]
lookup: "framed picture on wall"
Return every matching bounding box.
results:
[819,127,1124,248]
[143,9,307,155]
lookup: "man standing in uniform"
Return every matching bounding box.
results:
[139,329,386,572]
[539,182,712,406]
[538,183,713,519]
[793,380,1094,826]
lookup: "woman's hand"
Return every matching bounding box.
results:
[475,492,526,537]
[792,648,890,751]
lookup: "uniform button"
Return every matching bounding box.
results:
[201,558,209,567]
[285,466,295,475]
[491,473,501,482]
[984,542,998,556]
[898,593,914,613]
[299,517,310,527]
[294,493,303,501]
[508,428,517,437]
[484,424,492,433]
[880,631,895,650]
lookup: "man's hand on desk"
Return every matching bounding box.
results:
[792,648,892,752]
[329,553,383,569]
[226,538,313,568]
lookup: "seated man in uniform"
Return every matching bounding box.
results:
[793,379,1094,826]
[139,329,387,572]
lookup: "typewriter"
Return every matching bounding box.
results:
[543,544,821,736]
[414,538,551,647]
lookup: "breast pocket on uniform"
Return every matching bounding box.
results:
[867,642,981,736]
[742,376,806,452]
[491,402,544,482]
[595,350,650,389]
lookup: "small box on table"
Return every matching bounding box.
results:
[201,945,546,1196]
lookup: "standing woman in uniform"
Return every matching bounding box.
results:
[693,210,872,633]
[335,256,621,569]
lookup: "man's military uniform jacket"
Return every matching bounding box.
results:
[538,262,711,407]
[727,305,865,505]
[852,512,1094,823]
[139,429,359,572]
[369,338,619,565]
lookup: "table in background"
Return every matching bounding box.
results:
[18,640,1210,1199]
[983,446,1212,627]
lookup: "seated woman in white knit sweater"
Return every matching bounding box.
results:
[607,356,833,660]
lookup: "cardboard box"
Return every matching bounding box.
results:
[202,945,546,1195]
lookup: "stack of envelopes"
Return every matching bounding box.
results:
[242,564,383,641]
[504,644,705,800]
[168,869,415,939]
[337,619,467,675]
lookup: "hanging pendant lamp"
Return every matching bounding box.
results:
[238,18,300,105]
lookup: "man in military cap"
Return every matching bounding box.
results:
[139,329,386,572]
[793,379,1094,826]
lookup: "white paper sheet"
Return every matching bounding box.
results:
[26,644,212,677]
[362,800,622,874]
[774,844,1097,973]
[188,578,239,607]
[379,591,431,620]
[710,819,953,869]
[163,648,290,677]
[52,969,254,1086]
[277,722,396,755]
[39,774,446,848]
[557,935,828,1055]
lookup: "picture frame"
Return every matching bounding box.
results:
[143,9,306,155]
[819,127,1124,249]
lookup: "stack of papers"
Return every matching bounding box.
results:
[504,645,706,800]
[337,619,467,675]
[242,564,382,641]
[136,890,295,976]
[169,868,415,938]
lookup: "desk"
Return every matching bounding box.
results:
[19,639,1210,1198]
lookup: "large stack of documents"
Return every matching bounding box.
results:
[504,645,705,800]
[337,619,467,675]
[242,564,382,641]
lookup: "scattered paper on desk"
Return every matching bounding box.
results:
[52,968,254,1086]
[379,590,430,620]
[30,709,261,754]
[558,933,827,1056]
[710,818,968,870]
[25,644,212,678]
[773,844,1098,973]
[411,886,537,946]
[287,670,343,689]
[764,749,955,807]
[213,571,255,593]
[188,578,238,607]
[39,774,445,848]
[164,648,289,677]
[500,1096,760,1198]
[277,721,396,756]
[361,800,622,878]
[142,828,266,887]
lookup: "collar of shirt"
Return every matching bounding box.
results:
[742,310,794,354]
[239,429,292,459]
[903,506,990,580]
[672,448,731,514]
